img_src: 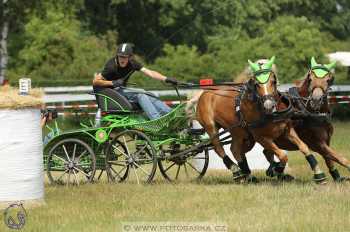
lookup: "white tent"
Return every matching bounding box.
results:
[327,52,350,66]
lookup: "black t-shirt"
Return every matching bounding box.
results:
[101,57,143,86]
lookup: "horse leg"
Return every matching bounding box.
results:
[323,158,350,182]
[315,143,350,182]
[263,149,295,181]
[256,138,289,178]
[285,127,327,183]
[263,149,278,177]
[229,136,257,182]
[204,123,240,175]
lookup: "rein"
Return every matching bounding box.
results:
[242,94,293,129]
[288,87,331,120]
[235,83,294,129]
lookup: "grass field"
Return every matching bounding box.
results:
[1,121,350,232]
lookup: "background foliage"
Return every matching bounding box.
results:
[3,0,350,86]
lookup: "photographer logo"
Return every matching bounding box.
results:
[3,203,27,230]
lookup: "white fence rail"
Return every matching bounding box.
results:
[43,84,350,103]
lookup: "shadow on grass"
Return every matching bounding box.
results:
[196,171,322,187]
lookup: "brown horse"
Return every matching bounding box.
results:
[195,57,327,183]
[264,57,350,182]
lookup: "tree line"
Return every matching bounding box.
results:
[0,0,349,88]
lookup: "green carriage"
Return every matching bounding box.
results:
[44,88,210,185]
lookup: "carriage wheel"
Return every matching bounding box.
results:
[47,138,96,186]
[158,147,209,182]
[105,139,129,182]
[105,130,157,184]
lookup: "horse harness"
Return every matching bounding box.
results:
[234,84,294,129]
[287,87,331,126]
[202,83,330,143]
[205,83,294,142]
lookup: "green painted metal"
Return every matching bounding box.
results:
[95,129,108,143]
[94,92,131,112]
[43,95,207,175]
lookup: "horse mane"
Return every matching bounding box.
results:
[234,67,251,83]
[294,72,309,96]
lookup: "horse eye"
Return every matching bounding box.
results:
[327,77,334,85]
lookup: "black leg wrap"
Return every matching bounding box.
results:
[232,170,246,180]
[266,161,280,177]
[273,162,286,174]
[306,154,318,170]
[223,155,234,169]
[314,173,327,183]
[330,169,341,181]
[238,158,251,175]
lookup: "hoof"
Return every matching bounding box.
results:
[235,175,259,184]
[314,173,327,184]
[245,175,259,184]
[277,173,295,182]
[335,176,350,183]
[232,170,246,180]
[266,162,281,177]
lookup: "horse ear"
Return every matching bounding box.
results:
[248,60,259,72]
[311,57,318,68]
[325,61,336,70]
[264,56,276,70]
[247,77,255,86]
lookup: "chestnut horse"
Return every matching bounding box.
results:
[264,57,350,182]
[195,57,327,183]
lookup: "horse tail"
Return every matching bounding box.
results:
[185,90,204,121]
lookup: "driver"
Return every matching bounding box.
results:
[93,43,179,119]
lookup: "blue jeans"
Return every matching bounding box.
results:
[116,88,171,120]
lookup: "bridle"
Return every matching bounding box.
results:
[237,77,293,129]
[245,72,279,114]
[304,67,333,112]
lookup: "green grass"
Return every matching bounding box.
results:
[1,121,350,232]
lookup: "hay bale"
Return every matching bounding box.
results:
[0,86,45,208]
[0,86,43,109]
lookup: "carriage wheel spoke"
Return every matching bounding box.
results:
[132,165,140,184]
[184,163,189,178]
[175,165,181,180]
[164,162,176,173]
[122,136,131,157]
[57,170,68,181]
[110,166,119,179]
[77,150,87,161]
[186,161,201,174]
[72,144,77,161]
[72,169,79,186]
[62,145,71,162]
[53,154,68,164]
[134,145,147,157]
[111,166,127,180]
[134,158,152,161]
[73,167,91,178]
[67,170,71,186]
[112,145,129,158]
[133,162,151,177]
[108,160,128,166]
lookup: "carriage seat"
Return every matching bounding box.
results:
[91,88,141,113]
